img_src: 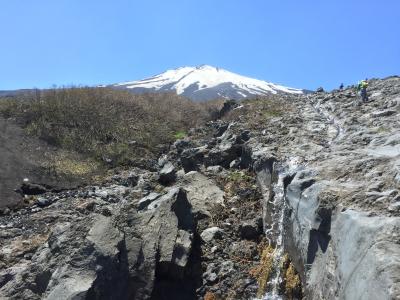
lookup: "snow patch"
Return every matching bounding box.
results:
[113,65,303,99]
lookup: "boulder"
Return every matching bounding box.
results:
[173,139,192,154]
[111,172,138,187]
[180,147,207,172]
[229,159,241,169]
[180,171,224,218]
[36,197,51,207]
[205,138,242,168]
[19,182,47,195]
[206,165,223,174]
[158,162,176,185]
[237,130,251,143]
[86,215,124,257]
[200,227,224,243]
[215,123,229,137]
[137,188,196,283]
[218,100,238,118]
[238,219,262,240]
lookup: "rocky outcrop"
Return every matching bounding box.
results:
[246,77,400,299]
[0,145,264,300]
[281,169,400,299]
[0,177,202,299]
[1,76,399,299]
[179,171,224,218]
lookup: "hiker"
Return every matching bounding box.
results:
[357,79,369,103]
[339,83,344,90]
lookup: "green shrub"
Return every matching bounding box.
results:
[173,130,187,139]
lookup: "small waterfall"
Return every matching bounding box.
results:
[255,158,300,300]
[263,169,286,299]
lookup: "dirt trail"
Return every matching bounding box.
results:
[0,117,81,208]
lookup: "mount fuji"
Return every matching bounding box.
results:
[112,65,304,101]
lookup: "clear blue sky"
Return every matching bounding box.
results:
[1,0,399,91]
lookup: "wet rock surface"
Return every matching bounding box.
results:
[246,77,400,299]
[1,77,400,299]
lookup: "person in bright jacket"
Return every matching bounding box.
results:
[357,79,369,103]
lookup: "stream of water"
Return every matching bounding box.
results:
[256,158,301,300]
[265,171,286,299]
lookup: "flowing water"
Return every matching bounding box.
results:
[256,158,300,300]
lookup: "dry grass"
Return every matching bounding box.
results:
[249,242,275,297]
[285,263,301,298]
[222,95,293,130]
[281,254,302,299]
[0,87,219,167]
[43,151,101,178]
[249,244,303,299]
[204,291,219,300]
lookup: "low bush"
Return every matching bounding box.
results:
[222,95,289,129]
[0,87,218,167]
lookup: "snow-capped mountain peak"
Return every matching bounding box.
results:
[113,65,303,101]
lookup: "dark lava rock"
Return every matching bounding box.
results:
[238,130,251,143]
[36,197,51,207]
[238,219,262,240]
[112,172,139,187]
[205,140,242,168]
[181,147,206,172]
[19,182,47,195]
[173,139,192,154]
[158,162,176,185]
[218,100,238,118]
[215,124,229,137]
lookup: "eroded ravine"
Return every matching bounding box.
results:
[253,92,343,299]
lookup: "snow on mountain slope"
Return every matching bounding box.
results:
[112,65,303,101]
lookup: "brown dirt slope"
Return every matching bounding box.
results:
[0,116,86,208]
